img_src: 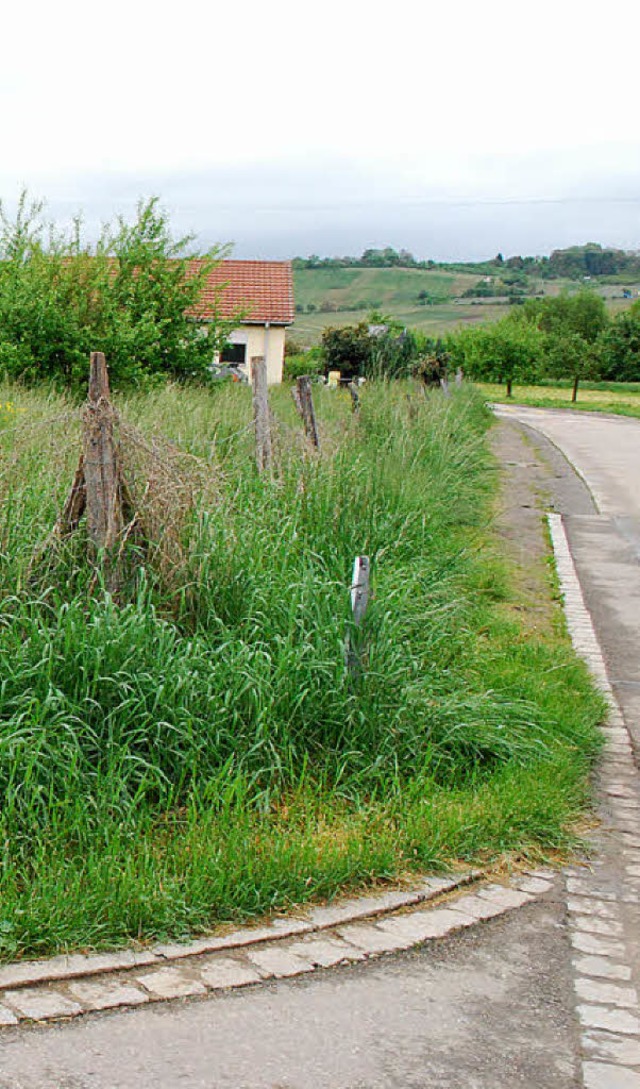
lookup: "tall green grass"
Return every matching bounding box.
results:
[0,380,604,958]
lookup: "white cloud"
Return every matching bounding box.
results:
[1,0,639,255]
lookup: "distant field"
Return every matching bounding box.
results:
[292,300,512,344]
[293,267,478,311]
[291,267,489,344]
[291,268,640,346]
[480,381,640,420]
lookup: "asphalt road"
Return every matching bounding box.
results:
[494,404,640,748]
[0,900,578,1089]
[493,404,640,519]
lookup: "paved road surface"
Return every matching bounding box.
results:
[0,900,577,1089]
[494,404,640,518]
[495,404,640,744]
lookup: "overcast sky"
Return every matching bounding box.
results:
[2,0,639,260]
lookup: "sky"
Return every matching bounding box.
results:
[2,0,639,261]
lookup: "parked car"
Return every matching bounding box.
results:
[210,363,248,384]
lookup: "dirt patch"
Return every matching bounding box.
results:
[489,417,596,635]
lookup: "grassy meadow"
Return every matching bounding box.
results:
[481,380,640,419]
[292,300,512,345]
[0,380,604,960]
[293,267,478,310]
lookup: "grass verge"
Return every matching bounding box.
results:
[0,380,604,959]
[479,380,640,419]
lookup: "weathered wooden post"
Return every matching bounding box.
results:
[349,381,360,414]
[296,375,320,449]
[251,356,273,474]
[291,384,303,417]
[82,352,123,557]
[54,456,87,538]
[455,367,463,387]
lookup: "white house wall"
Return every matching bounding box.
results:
[244,324,285,385]
[218,324,285,384]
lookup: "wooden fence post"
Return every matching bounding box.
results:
[291,384,303,417]
[296,376,320,449]
[82,352,123,556]
[251,356,273,473]
[406,393,418,420]
[349,381,360,414]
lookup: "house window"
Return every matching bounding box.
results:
[221,342,247,365]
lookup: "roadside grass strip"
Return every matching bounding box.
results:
[480,381,640,421]
[0,381,604,961]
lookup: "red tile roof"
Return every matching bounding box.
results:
[190,259,294,325]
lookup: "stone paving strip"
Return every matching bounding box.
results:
[548,513,640,1089]
[0,868,556,1027]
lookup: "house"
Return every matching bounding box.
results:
[193,259,294,384]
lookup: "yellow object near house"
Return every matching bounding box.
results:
[327,371,341,388]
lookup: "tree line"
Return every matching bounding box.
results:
[302,292,640,397]
[447,293,640,399]
[293,243,640,281]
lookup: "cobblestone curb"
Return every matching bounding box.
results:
[0,867,557,1027]
[0,506,603,1031]
[548,512,640,1089]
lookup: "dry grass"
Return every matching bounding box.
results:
[117,418,224,586]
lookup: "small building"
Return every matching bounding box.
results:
[195,260,294,384]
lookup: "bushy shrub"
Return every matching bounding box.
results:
[598,304,640,382]
[322,320,425,380]
[0,193,232,393]
[283,346,324,381]
[321,323,373,379]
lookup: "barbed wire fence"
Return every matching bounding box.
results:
[0,352,372,666]
[5,353,331,596]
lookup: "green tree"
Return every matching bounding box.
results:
[447,318,544,396]
[0,193,232,392]
[543,332,600,402]
[522,290,607,344]
[518,290,608,396]
[568,290,609,343]
[598,303,640,382]
[546,244,640,279]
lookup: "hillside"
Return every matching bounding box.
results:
[291,266,503,344]
[291,266,640,346]
[293,267,478,311]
